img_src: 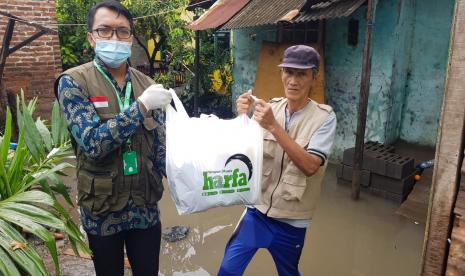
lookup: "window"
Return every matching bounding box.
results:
[277,21,320,44]
[348,18,359,47]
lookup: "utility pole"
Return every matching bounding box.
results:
[352,0,375,200]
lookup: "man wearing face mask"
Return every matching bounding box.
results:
[54,1,171,275]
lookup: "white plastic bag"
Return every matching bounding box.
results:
[166,89,263,215]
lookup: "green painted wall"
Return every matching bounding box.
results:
[399,0,454,145]
[325,0,418,159]
[231,26,278,103]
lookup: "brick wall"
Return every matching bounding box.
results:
[0,0,62,118]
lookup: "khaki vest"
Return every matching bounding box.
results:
[54,62,163,215]
[255,98,332,219]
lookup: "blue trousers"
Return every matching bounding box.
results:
[218,208,307,276]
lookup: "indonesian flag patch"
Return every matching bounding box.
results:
[89,96,109,108]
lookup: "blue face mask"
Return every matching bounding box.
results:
[95,39,132,68]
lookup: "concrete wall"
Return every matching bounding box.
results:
[400,0,455,145]
[386,0,416,144]
[325,0,423,160]
[324,7,366,160]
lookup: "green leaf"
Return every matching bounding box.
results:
[0,108,12,198]
[17,96,45,164]
[4,190,55,206]
[23,162,73,193]
[0,246,21,276]
[51,101,60,145]
[0,209,59,275]
[51,203,90,255]
[0,221,47,276]
[7,130,27,194]
[35,119,53,151]
[52,100,63,146]
[46,174,74,206]
[0,107,11,166]
[0,203,64,230]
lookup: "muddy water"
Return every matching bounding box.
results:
[57,163,425,276]
[158,164,425,276]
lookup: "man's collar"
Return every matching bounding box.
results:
[285,99,311,117]
[94,57,131,82]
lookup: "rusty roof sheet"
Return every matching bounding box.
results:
[221,0,307,29]
[188,0,250,30]
[293,0,366,22]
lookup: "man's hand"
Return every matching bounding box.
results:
[254,99,278,132]
[137,84,172,111]
[236,90,253,115]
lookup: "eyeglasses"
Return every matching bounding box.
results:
[92,27,132,39]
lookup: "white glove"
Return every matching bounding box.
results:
[137,84,172,110]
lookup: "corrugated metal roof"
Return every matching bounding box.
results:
[221,0,307,29]
[188,0,250,30]
[293,0,366,22]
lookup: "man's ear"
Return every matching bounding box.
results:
[312,69,318,80]
[87,32,96,49]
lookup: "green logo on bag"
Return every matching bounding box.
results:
[202,154,253,196]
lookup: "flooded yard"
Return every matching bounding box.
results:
[158,164,426,276]
[41,156,428,275]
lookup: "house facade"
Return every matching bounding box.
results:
[226,0,454,160]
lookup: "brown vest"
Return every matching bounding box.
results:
[255,97,332,219]
[55,62,163,215]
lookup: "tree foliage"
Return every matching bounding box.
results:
[122,0,194,78]
[55,0,94,69]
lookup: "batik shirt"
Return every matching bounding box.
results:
[57,58,165,236]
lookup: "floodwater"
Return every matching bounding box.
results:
[158,164,426,276]
[48,145,430,275]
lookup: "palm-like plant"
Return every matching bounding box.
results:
[0,92,90,276]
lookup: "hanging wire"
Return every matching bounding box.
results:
[0,0,213,28]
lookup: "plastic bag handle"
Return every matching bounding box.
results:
[167,88,189,118]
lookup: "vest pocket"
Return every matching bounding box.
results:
[279,174,306,201]
[263,130,276,159]
[261,168,273,192]
[77,170,115,215]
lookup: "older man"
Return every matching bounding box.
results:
[219,45,337,276]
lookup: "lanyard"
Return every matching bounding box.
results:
[93,60,132,111]
[93,60,133,146]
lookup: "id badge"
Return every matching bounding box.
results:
[123,151,138,176]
